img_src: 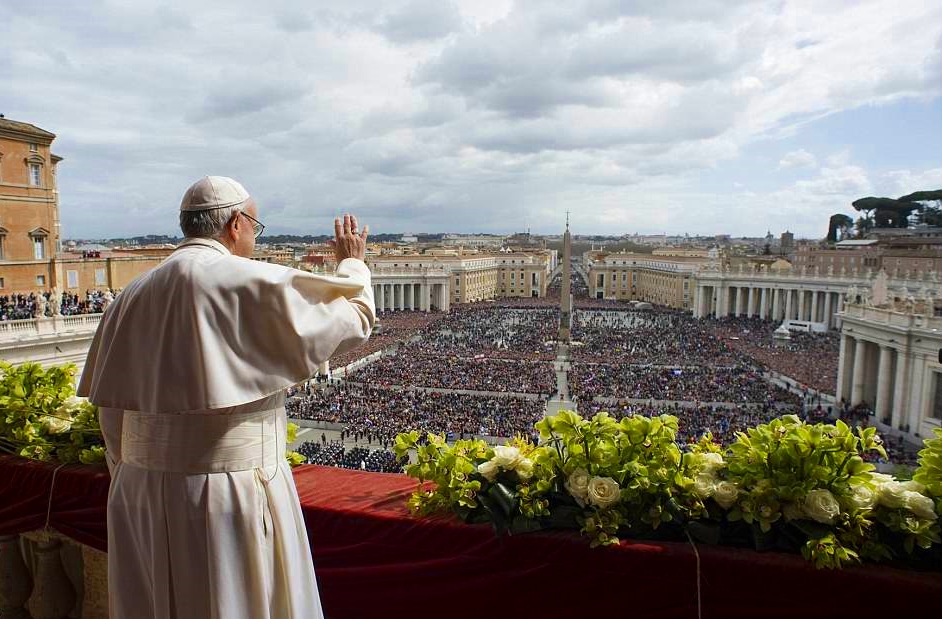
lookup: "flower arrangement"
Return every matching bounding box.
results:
[0,361,105,464]
[394,411,942,570]
[1,361,306,467]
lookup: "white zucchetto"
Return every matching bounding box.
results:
[180,176,250,212]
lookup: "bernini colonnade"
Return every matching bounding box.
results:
[370,265,451,313]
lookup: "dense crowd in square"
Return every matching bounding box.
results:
[328,310,444,369]
[707,316,839,393]
[569,363,801,404]
[286,383,545,445]
[571,309,741,365]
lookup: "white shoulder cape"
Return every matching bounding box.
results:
[77,238,374,413]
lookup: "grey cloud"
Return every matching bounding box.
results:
[274,10,315,33]
[185,82,307,124]
[375,0,464,43]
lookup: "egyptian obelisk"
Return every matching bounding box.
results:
[559,213,572,341]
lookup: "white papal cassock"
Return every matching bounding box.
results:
[78,236,375,619]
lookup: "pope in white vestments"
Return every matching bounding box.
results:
[77,176,375,619]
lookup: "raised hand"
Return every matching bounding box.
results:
[332,214,368,262]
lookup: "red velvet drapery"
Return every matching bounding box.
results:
[2,455,939,619]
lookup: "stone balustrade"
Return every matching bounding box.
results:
[0,315,102,343]
[0,532,107,619]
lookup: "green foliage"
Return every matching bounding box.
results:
[0,361,105,464]
[396,412,942,570]
[1,361,303,467]
[914,428,942,509]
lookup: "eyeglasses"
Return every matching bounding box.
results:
[239,211,265,239]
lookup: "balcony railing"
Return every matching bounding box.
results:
[0,315,102,343]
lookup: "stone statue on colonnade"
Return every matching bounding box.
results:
[49,288,60,316]
[35,291,47,318]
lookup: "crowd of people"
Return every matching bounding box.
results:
[569,364,801,405]
[708,317,839,393]
[571,309,740,366]
[547,268,590,300]
[348,353,556,395]
[286,383,546,445]
[410,306,559,360]
[328,310,443,369]
[296,440,404,473]
[0,289,119,320]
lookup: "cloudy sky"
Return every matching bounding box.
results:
[2,0,941,239]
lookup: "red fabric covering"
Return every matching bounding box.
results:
[0,455,110,551]
[2,455,940,619]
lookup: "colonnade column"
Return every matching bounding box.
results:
[874,346,894,423]
[836,334,849,402]
[891,351,908,430]
[835,294,844,330]
[823,292,833,329]
[784,289,793,321]
[810,291,819,324]
[797,290,806,321]
[772,288,781,321]
[734,287,743,317]
[851,338,867,406]
[747,287,755,318]
[760,287,768,319]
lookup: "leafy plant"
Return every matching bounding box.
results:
[0,361,105,464]
[395,411,942,570]
[1,360,306,467]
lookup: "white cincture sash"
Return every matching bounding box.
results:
[121,408,281,474]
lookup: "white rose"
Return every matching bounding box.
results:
[41,415,72,435]
[903,491,938,521]
[693,473,716,499]
[869,473,895,486]
[901,480,927,494]
[803,489,841,524]
[477,459,499,482]
[515,458,534,480]
[877,481,908,509]
[587,476,621,508]
[492,445,522,469]
[699,452,725,471]
[713,481,739,509]
[849,484,877,511]
[565,468,591,501]
[54,395,86,418]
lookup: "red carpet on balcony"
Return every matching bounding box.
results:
[2,456,940,619]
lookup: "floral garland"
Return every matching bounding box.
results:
[0,361,305,466]
[394,410,942,570]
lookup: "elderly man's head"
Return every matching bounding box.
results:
[179,176,261,258]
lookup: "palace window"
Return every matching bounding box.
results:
[0,228,5,260]
[29,163,41,187]
[29,228,48,260]
[67,270,79,288]
[36,275,46,286]
[29,143,38,152]
[95,268,107,285]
